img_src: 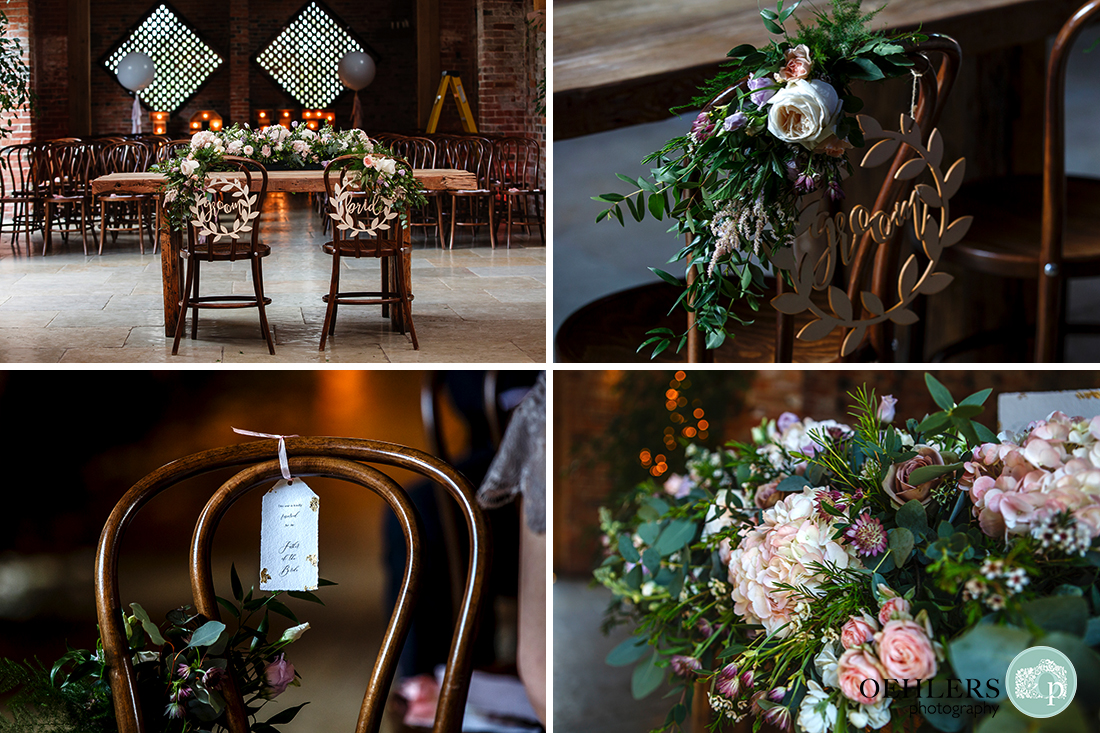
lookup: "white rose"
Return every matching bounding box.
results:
[243,145,254,156]
[180,158,199,177]
[767,79,842,150]
[376,157,397,176]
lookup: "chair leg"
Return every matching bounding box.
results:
[394,256,418,349]
[137,201,145,255]
[172,260,196,355]
[319,252,341,351]
[381,253,390,319]
[99,200,108,255]
[42,202,51,256]
[434,196,445,246]
[191,259,201,340]
[80,201,89,255]
[252,257,275,355]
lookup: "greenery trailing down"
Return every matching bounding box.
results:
[593,0,925,359]
[0,566,333,733]
[596,374,1100,732]
[0,9,33,142]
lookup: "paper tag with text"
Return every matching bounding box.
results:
[260,479,319,591]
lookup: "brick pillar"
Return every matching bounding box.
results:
[229,0,249,125]
[4,0,34,143]
[475,0,529,137]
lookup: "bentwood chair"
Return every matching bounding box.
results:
[97,141,156,255]
[94,436,490,733]
[390,136,446,245]
[172,157,275,355]
[447,138,495,249]
[932,0,1100,362]
[491,137,544,248]
[42,140,95,255]
[556,35,962,363]
[0,143,41,254]
[320,155,419,351]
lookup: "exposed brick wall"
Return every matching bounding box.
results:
[2,0,33,143]
[27,0,543,146]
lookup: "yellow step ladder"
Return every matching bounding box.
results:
[426,71,478,134]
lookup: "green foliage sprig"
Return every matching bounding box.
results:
[593,0,926,358]
[0,9,32,142]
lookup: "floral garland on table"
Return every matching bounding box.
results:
[594,0,928,357]
[596,374,1100,733]
[0,567,333,733]
[153,123,426,234]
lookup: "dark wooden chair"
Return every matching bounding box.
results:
[390,136,446,245]
[933,0,1100,362]
[0,143,41,254]
[42,140,95,255]
[491,137,544,248]
[447,138,495,249]
[97,141,156,255]
[556,35,962,363]
[320,154,419,351]
[171,156,275,355]
[94,436,490,733]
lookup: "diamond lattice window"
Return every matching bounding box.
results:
[255,2,366,109]
[103,4,224,112]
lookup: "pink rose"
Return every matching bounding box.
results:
[883,445,944,506]
[841,613,879,649]
[837,648,885,704]
[814,134,853,158]
[264,653,295,696]
[776,44,813,82]
[875,620,937,681]
[878,597,912,625]
[755,479,782,509]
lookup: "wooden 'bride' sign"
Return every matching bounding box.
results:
[328,181,398,237]
[768,113,972,356]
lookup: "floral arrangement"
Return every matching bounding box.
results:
[153,123,426,233]
[0,567,331,733]
[594,0,927,357]
[596,374,1100,732]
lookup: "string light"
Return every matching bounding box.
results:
[104,4,223,112]
[256,2,366,108]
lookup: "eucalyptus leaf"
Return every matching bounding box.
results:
[1021,596,1088,637]
[888,527,915,568]
[187,620,226,649]
[907,462,964,486]
[655,520,696,556]
[948,624,1031,702]
[632,652,665,699]
[925,373,956,410]
[896,500,929,536]
[130,603,167,646]
[607,636,651,667]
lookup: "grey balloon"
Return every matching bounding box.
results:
[338,52,376,91]
[117,52,155,91]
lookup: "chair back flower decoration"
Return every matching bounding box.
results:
[155,123,425,233]
[596,374,1100,732]
[595,0,970,358]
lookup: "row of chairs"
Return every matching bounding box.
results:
[328,133,544,249]
[0,135,174,256]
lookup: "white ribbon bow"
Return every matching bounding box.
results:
[233,428,299,481]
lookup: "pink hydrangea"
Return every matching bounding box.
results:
[727,488,858,637]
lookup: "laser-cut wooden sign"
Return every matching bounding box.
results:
[768,114,973,356]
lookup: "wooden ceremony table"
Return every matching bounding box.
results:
[91,169,477,336]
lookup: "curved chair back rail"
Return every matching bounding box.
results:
[189,457,423,733]
[95,437,490,733]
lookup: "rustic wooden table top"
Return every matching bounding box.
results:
[91,168,478,195]
[554,0,1079,138]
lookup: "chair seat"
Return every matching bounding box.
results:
[949,175,1100,278]
[322,240,402,257]
[190,241,271,260]
[555,280,844,363]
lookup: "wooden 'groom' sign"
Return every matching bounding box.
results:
[189,176,260,242]
[768,114,972,356]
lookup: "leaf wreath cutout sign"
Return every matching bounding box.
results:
[328,181,398,237]
[189,176,260,242]
[768,113,972,357]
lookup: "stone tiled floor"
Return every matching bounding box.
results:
[0,193,546,363]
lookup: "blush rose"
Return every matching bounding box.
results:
[882,445,945,506]
[837,648,885,704]
[875,620,938,681]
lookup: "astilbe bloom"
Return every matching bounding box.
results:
[727,488,858,637]
[845,512,888,556]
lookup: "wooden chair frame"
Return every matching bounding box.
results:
[95,436,490,733]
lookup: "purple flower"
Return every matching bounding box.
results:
[846,512,888,556]
[794,174,817,194]
[715,663,741,699]
[165,702,186,719]
[264,653,295,697]
[723,111,747,133]
[690,112,715,143]
[170,686,193,703]
[176,663,191,680]
[202,666,226,690]
[776,412,800,433]
[828,180,845,203]
[670,655,701,677]
[747,74,776,106]
[878,395,897,423]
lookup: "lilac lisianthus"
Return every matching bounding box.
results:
[264,653,296,697]
[878,395,898,423]
[723,111,748,133]
[747,74,776,106]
